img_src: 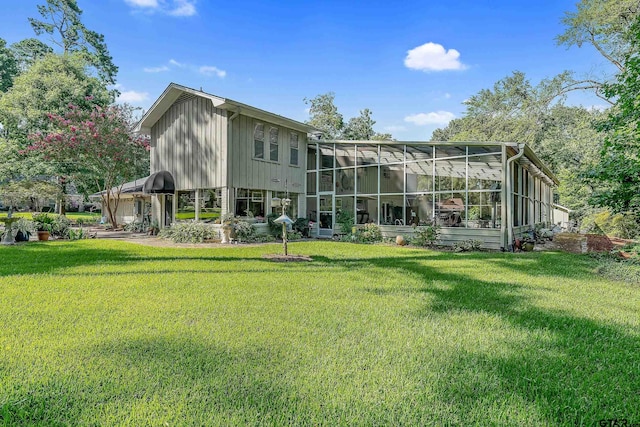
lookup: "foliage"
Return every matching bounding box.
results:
[234,220,255,242]
[26,102,150,229]
[580,210,640,239]
[266,213,282,237]
[32,212,54,231]
[354,223,382,243]
[287,231,303,241]
[0,38,19,93]
[410,224,440,247]
[123,220,147,233]
[29,0,118,86]
[335,209,354,235]
[0,241,638,425]
[292,217,310,237]
[0,180,60,211]
[587,18,640,216]
[67,227,88,240]
[304,92,393,140]
[0,53,111,182]
[10,217,36,235]
[304,92,344,139]
[51,214,71,238]
[158,221,217,243]
[9,38,53,71]
[452,239,483,252]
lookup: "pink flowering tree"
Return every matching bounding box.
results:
[27,102,149,228]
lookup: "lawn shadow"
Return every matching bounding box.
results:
[316,251,640,425]
[0,336,308,425]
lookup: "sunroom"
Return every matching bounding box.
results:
[305,141,558,250]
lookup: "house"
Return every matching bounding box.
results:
[135,83,559,250]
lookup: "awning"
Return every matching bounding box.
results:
[143,171,175,194]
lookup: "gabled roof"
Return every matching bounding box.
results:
[135,83,317,134]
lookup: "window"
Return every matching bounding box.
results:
[254,124,264,159]
[269,127,279,162]
[235,188,265,217]
[290,133,299,165]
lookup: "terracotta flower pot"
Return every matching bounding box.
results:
[37,231,50,241]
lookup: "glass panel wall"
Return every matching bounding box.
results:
[176,190,196,221]
[199,188,221,221]
[303,142,560,233]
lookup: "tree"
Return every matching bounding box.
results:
[588,18,640,214]
[0,38,19,93]
[556,0,640,103]
[431,71,604,219]
[26,103,150,228]
[305,93,393,140]
[10,38,53,71]
[304,92,344,139]
[0,52,111,181]
[29,0,118,86]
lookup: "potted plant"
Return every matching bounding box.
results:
[12,218,35,242]
[33,213,54,241]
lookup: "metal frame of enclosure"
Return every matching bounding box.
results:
[305,141,558,250]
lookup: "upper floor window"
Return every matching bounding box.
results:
[269,127,279,162]
[254,123,265,159]
[290,133,299,166]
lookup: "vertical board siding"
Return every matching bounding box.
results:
[150,96,227,190]
[229,114,307,193]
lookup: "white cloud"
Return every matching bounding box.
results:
[444,92,452,99]
[125,0,158,7]
[404,42,465,71]
[118,90,149,103]
[404,111,456,126]
[199,65,226,78]
[124,0,196,16]
[168,0,196,16]
[143,65,169,73]
[169,59,185,67]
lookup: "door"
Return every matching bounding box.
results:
[318,192,334,237]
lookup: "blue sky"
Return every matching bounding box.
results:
[2,0,609,140]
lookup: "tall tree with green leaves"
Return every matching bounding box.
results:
[304,92,344,139]
[0,52,111,181]
[0,38,19,93]
[588,17,640,214]
[556,0,640,103]
[29,0,118,86]
[305,93,393,140]
[27,103,150,228]
[10,38,53,71]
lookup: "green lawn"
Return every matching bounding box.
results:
[0,212,101,223]
[0,241,638,426]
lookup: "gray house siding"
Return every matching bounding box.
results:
[228,113,307,193]
[150,95,227,190]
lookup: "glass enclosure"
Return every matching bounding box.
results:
[306,142,554,231]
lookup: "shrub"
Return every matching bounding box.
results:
[159,221,217,243]
[124,221,146,233]
[287,231,303,241]
[336,209,355,235]
[266,213,281,237]
[51,215,72,238]
[293,218,310,237]
[580,210,640,239]
[67,228,89,240]
[452,239,483,252]
[234,220,255,242]
[410,225,440,247]
[354,223,382,243]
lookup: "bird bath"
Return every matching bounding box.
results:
[1,217,17,245]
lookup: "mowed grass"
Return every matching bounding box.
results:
[0,241,638,426]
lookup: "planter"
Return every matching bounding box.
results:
[221,225,234,244]
[522,241,535,252]
[15,231,30,242]
[37,231,50,241]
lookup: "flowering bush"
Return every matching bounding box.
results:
[26,102,150,229]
